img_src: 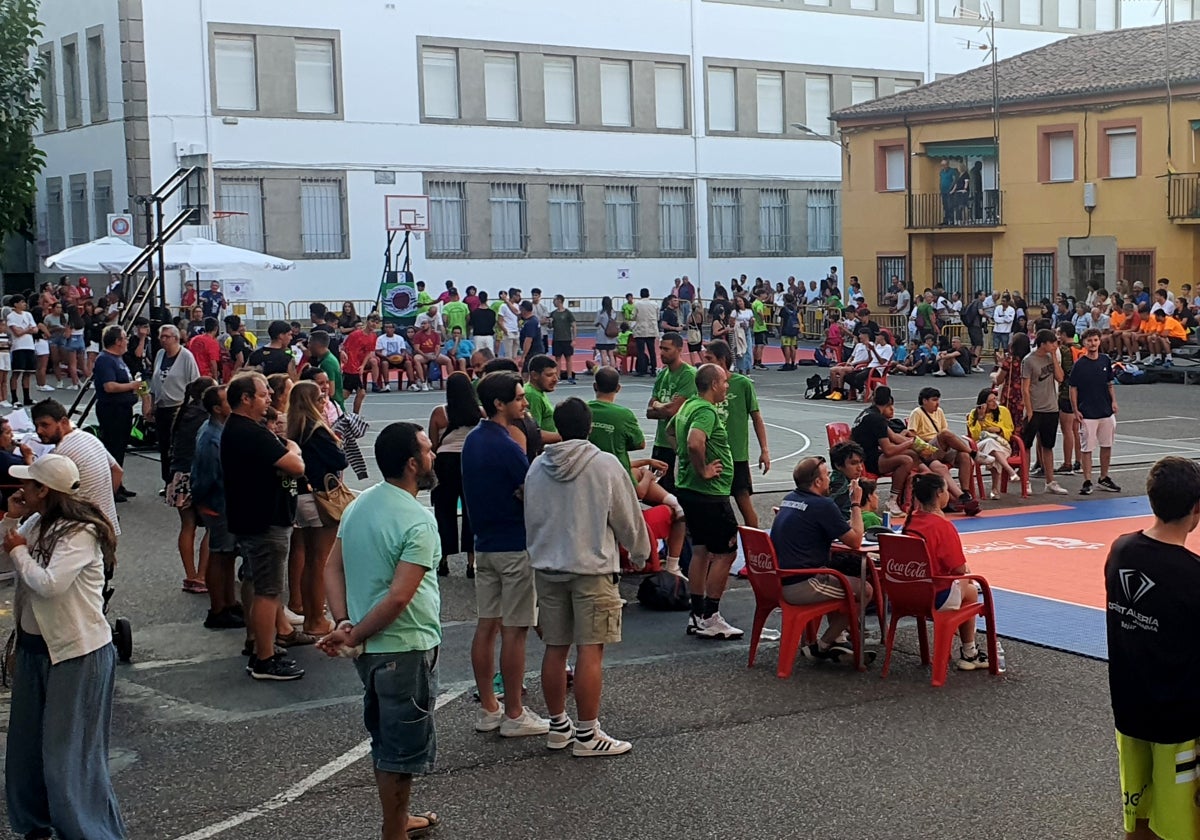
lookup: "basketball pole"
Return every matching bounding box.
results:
[374,229,411,315]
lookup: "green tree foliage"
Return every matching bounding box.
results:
[0,0,45,238]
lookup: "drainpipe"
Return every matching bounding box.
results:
[905,116,914,297]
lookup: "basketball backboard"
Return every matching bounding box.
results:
[385,195,431,232]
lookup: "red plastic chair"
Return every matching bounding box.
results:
[738,526,868,677]
[876,533,999,687]
[862,365,890,403]
[999,434,1031,498]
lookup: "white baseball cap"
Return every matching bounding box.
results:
[10,454,81,495]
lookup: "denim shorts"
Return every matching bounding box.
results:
[354,647,439,775]
[235,525,290,597]
[198,508,238,554]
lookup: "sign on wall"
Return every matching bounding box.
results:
[108,213,135,244]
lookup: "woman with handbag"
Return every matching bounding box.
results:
[595,296,618,368]
[428,372,481,579]
[287,381,348,638]
[967,388,1020,500]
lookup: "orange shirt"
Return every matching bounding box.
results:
[1110,311,1127,330]
[1140,318,1162,335]
[1161,317,1188,341]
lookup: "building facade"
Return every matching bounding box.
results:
[834,21,1200,308]
[24,0,1169,303]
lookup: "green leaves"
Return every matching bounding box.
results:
[0,0,46,237]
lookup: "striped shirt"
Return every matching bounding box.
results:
[54,430,120,537]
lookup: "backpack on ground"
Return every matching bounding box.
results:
[637,571,691,611]
[805,374,831,400]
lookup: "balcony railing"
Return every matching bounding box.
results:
[907,190,1003,229]
[1168,173,1200,220]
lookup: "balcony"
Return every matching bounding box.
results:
[906,191,1004,230]
[1168,173,1200,221]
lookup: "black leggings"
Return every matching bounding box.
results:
[95,402,133,468]
[431,450,473,557]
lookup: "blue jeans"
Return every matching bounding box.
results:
[679,301,692,327]
[7,633,125,840]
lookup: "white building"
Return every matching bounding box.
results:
[25,0,1171,305]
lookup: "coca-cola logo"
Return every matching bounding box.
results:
[884,559,930,581]
[746,551,773,573]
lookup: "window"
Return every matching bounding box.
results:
[707,67,736,132]
[604,186,638,254]
[216,178,265,251]
[86,30,107,122]
[709,187,741,255]
[878,144,905,191]
[62,40,81,126]
[1173,0,1193,20]
[600,61,632,127]
[756,71,783,134]
[428,182,467,254]
[295,40,336,114]
[894,79,919,93]
[1045,132,1075,182]
[894,0,920,12]
[655,64,686,130]
[484,53,519,122]
[805,0,831,6]
[807,189,838,255]
[421,48,459,118]
[876,255,906,305]
[804,75,831,136]
[1119,250,1155,290]
[300,179,344,256]
[69,175,88,245]
[543,57,576,124]
[1104,127,1138,178]
[969,255,993,298]
[759,189,789,254]
[213,35,257,111]
[1058,0,1080,26]
[1024,253,1055,302]
[933,256,964,297]
[938,0,956,15]
[39,45,57,131]
[92,171,113,239]
[659,186,692,255]
[1095,0,1117,28]
[489,183,526,253]
[45,178,65,255]
[851,0,877,9]
[851,77,876,106]
[1019,0,1041,24]
[548,185,583,253]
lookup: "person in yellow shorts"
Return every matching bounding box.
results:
[1106,456,1200,840]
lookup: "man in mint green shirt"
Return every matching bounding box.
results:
[320,421,442,840]
[702,340,771,528]
[308,329,345,410]
[673,364,742,641]
[645,334,696,494]
[525,354,562,443]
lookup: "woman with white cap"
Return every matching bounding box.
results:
[2,453,125,840]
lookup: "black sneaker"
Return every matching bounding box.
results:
[801,643,832,661]
[1056,463,1074,476]
[249,653,304,681]
[204,608,246,630]
[1030,464,1044,478]
[120,486,137,498]
[957,648,990,671]
[1073,460,1081,473]
[1080,480,1093,496]
[437,559,450,577]
[1098,476,1122,493]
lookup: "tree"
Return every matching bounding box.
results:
[0,0,45,239]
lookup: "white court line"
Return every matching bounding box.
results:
[1116,416,1194,424]
[959,512,1148,536]
[172,686,467,840]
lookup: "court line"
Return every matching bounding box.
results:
[1116,416,1194,424]
[957,511,1148,536]
[172,686,468,840]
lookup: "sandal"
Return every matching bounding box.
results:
[305,621,336,637]
[275,630,317,647]
[182,578,208,594]
[408,811,441,838]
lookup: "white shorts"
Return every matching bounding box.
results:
[1079,415,1117,452]
[936,579,980,612]
[86,341,99,354]
[34,339,49,357]
[474,335,494,353]
[0,352,10,372]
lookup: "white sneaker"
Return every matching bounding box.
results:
[0,401,11,408]
[696,612,744,640]
[475,705,504,733]
[686,613,701,636]
[971,366,985,373]
[38,384,55,392]
[931,370,947,377]
[547,717,576,750]
[499,706,551,738]
[382,384,392,392]
[572,727,632,757]
[1045,481,1068,495]
[68,383,80,390]
[407,383,420,392]
[419,382,430,392]
[283,607,304,626]
[886,497,905,517]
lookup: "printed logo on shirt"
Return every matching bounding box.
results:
[1109,568,1159,633]
[1118,568,1155,604]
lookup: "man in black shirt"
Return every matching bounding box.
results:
[247,320,299,379]
[849,386,918,517]
[469,290,497,355]
[221,372,307,681]
[1070,328,1119,495]
[1105,456,1200,840]
[224,315,252,378]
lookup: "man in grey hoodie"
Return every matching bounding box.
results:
[525,397,650,757]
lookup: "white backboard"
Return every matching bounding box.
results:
[385,194,431,232]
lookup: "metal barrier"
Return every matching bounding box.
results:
[801,307,824,340]
[287,300,379,323]
[232,300,288,338]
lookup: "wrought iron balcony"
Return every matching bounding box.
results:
[906,190,1003,229]
[1168,173,1200,220]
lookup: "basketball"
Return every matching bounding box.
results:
[387,354,405,366]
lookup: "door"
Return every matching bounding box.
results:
[1069,256,1104,302]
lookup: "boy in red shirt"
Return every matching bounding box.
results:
[340,317,380,412]
[188,317,222,381]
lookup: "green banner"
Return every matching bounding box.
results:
[380,279,419,327]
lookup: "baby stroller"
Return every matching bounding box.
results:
[102,546,133,663]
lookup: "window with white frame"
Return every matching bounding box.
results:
[1019,0,1041,24]
[62,40,81,125]
[884,147,906,191]
[659,186,692,255]
[851,77,876,106]
[543,57,576,124]
[807,189,837,254]
[69,176,88,245]
[600,61,632,127]
[213,35,257,111]
[548,185,583,253]
[86,31,107,122]
[894,0,919,12]
[707,67,736,132]
[490,183,526,253]
[893,79,919,93]
[1173,0,1193,20]
[1106,128,1137,178]
[709,187,741,255]
[428,181,467,254]
[216,178,265,251]
[92,171,113,239]
[1048,133,1074,181]
[655,64,686,129]
[1095,0,1117,27]
[759,189,789,254]
[421,48,459,118]
[39,45,57,131]
[805,75,831,136]
[294,40,336,114]
[484,53,519,122]
[756,71,783,134]
[604,186,638,253]
[1058,0,1080,26]
[300,179,344,255]
[45,179,65,254]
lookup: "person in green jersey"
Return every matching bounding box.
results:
[590,366,686,573]
[307,329,344,410]
[416,281,434,308]
[621,293,636,323]
[525,354,562,444]
[616,325,633,374]
[674,363,742,640]
[750,289,770,370]
[645,334,696,495]
[701,340,771,528]
[441,288,469,337]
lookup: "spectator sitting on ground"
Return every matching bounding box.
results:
[933,336,969,377]
[891,339,924,376]
[914,334,939,375]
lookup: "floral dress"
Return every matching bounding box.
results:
[998,355,1025,435]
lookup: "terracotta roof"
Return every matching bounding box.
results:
[833,20,1200,122]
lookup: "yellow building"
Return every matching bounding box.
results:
[832,20,1200,309]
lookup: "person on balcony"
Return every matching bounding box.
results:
[969,160,984,221]
[939,159,956,225]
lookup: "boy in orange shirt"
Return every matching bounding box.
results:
[1146,310,1188,367]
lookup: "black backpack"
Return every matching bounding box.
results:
[805,374,830,400]
[637,571,691,611]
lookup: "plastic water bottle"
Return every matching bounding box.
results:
[882,511,892,530]
[996,642,1007,673]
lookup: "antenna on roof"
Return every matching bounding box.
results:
[955,4,1000,191]
[1122,0,1175,167]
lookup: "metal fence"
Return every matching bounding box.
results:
[286,300,380,323]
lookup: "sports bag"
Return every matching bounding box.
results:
[637,571,691,611]
[805,374,830,400]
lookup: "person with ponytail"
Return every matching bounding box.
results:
[966,388,1020,500]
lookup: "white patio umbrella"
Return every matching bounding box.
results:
[43,236,143,273]
[160,237,294,272]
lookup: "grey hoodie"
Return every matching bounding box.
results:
[525,439,651,575]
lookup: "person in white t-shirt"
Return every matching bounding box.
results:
[497,290,521,359]
[6,295,37,407]
[30,400,122,536]
[373,321,417,391]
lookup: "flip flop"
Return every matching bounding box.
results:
[182,578,208,594]
[408,811,440,838]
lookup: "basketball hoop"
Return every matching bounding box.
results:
[384,195,430,232]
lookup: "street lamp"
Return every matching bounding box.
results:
[790,122,848,150]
